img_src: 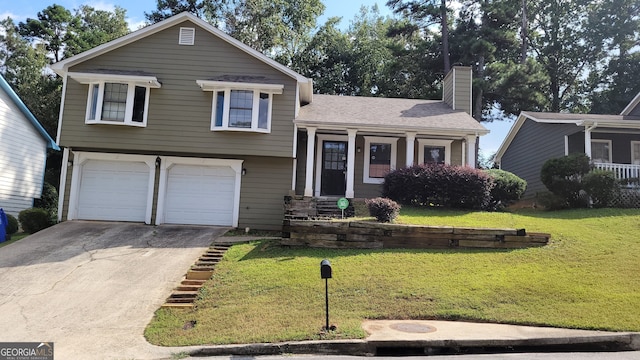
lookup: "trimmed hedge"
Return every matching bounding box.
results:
[365,197,401,223]
[541,154,591,208]
[6,213,19,235]
[18,208,54,234]
[583,170,620,208]
[383,164,492,210]
[485,169,527,210]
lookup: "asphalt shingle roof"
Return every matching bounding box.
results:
[296,94,488,134]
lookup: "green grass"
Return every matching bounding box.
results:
[145,207,640,346]
[0,233,29,248]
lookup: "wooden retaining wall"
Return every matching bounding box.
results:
[281,220,550,249]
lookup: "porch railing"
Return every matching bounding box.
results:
[593,162,640,186]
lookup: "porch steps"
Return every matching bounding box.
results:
[161,244,231,309]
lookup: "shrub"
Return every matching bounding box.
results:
[383,163,492,210]
[34,182,58,224]
[583,170,620,208]
[540,154,591,208]
[485,169,527,210]
[365,197,400,223]
[6,213,19,235]
[18,208,54,234]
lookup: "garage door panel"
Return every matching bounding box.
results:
[164,164,236,226]
[77,160,150,222]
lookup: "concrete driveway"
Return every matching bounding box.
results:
[0,221,227,359]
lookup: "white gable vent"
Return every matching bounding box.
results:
[179,27,195,45]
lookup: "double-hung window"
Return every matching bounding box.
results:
[69,72,161,127]
[632,141,640,165]
[591,139,612,163]
[364,137,398,184]
[418,139,453,165]
[197,80,283,133]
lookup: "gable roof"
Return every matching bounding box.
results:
[621,92,640,115]
[49,12,313,103]
[495,110,640,163]
[296,95,488,136]
[0,74,59,150]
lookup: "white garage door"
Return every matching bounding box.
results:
[77,160,150,222]
[164,164,236,226]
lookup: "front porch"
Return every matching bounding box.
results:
[593,162,640,187]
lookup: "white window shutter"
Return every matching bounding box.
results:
[179,27,195,45]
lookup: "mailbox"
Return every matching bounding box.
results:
[320,259,332,279]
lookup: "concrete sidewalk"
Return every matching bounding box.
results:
[186,320,640,357]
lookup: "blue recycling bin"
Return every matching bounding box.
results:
[0,208,7,242]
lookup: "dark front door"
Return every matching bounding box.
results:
[321,141,347,196]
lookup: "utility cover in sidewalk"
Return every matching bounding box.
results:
[390,323,437,333]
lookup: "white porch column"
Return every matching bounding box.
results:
[304,127,316,197]
[466,134,477,168]
[406,132,416,167]
[346,129,357,198]
[584,125,592,158]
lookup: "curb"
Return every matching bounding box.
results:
[190,333,640,357]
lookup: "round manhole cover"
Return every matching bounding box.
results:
[390,323,437,333]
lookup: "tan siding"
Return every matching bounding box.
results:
[443,71,454,108]
[453,67,472,115]
[60,152,74,221]
[61,20,297,158]
[451,140,463,166]
[238,156,292,230]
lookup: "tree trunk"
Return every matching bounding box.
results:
[473,55,485,122]
[521,0,527,64]
[441,0,450,73]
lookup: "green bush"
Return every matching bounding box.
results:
[540,154,591,208]
[6,213,19,235]
[18,208,54,234]
[485,169,527,210]
[383,164,492,210]
[34,182,58,224]
[365,197,401,223]
[583,170,620,208]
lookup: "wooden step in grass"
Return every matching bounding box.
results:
[161,244,231,309]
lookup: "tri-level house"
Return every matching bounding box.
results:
[52,12,488,230]
[495,93,640,198]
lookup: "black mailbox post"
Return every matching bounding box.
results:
[320,259,332,330]
[321,259,332,279]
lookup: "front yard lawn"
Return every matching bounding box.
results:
[145,208,640,346]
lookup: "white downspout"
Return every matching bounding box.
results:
[584,123,598,158]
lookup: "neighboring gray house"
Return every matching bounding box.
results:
[51,12,487,230]
[495,93,640,198]
[0,74,59,216]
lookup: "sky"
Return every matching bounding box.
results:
[1,0,513,154]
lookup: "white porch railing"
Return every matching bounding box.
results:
[593,162,640,183]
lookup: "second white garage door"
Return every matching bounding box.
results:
[163,164,236,226]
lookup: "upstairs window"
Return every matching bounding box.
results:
[86,82,151,126]
[364,136,397,184]
[69,71,161,127]
[197,80,283,133]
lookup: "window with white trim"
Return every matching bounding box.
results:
[197,80,283,133]
[418,139,452,165]
[632,141,640,165]
[85,82,151,126]
[364,137,397,184]
[591,139,612,163]
[69,71,160,127]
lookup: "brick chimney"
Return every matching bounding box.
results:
[442,66,472,116]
